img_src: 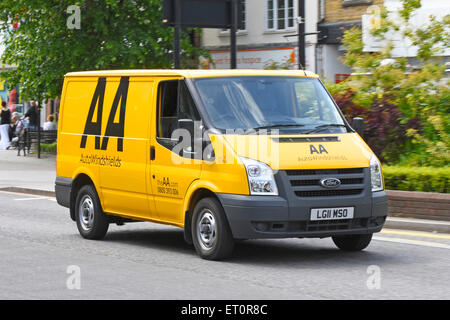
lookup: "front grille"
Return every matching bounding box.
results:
[284,168,366,198]
[286,168,364,176]
[290,178,363,187]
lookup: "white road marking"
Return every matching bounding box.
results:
[373,236,450,250]
[387,217,450,226]
[0,190,55,201]
[14,197,52,201]
[381,229,450,240]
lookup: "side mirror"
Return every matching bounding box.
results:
[177,119,211,160]
[352,117,365,139]
[178,118,194,138]
[178,119,195,157]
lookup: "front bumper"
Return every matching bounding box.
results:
[217,190,388,239]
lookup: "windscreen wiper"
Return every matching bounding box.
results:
[304,123,348,134]
[251,124,305,130]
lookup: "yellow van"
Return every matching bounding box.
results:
[55,69,388,260]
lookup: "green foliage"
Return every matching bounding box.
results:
[0,0,208,101]
[40,142,57,154]
[405,115,450,167]
[398,0,421,22]
[331,0,450,168]
[383,166,449,193]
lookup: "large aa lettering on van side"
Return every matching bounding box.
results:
[80,77,129,152]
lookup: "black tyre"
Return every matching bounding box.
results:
[191,197,234,260]
[75,184,109,240]
[332,234,373,251]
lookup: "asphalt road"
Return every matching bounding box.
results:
[1,190,449,300]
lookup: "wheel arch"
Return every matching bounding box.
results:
[183,183,222,245]
[70,172,101,221]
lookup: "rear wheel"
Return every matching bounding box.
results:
[191,197,234,260]
[75,185,109,240]
[332,234,373,251]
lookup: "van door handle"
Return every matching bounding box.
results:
[150,146,156,160]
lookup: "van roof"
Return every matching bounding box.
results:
[65,69,319,79]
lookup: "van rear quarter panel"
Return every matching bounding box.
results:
[57,76,155,218]
[57,77,101,188]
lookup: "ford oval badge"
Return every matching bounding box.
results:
[320,178,341,189]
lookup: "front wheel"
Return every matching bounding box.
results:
[75,185,109,240]
[332,234,373,251]
[191,197,234,260]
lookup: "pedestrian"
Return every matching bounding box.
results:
[0,101,11,149]
[10,112,24,147]
[24,101,39,131]
[43,114,57,131]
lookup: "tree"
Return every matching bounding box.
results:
[329,0,449,166]
[0,0,206,100]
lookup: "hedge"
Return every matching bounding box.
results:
[383,166,449,193]
[39,142,57,154]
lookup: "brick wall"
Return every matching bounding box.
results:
[324,0,384,23]
[387,190,450,221]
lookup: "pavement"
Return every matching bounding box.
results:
[0,149,55,192]
[0,148,449,234]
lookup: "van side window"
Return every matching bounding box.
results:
[157,80,200,149]
[179,82,200,121]
[158,80,179,139]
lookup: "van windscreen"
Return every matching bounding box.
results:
[193,76,347,134]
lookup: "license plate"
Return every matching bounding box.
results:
[310,207,354,221]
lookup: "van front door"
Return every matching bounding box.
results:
[149,79,202,225]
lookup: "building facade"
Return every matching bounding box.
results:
[201,0,381,79]
[201,0,319,71]
[202,0,449,82]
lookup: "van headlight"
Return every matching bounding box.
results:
[240,157,278,196]
[370,154,384,192]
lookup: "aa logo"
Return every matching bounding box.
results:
[162,177,170,187]
[310,144,328,154]
[80,77,129,152]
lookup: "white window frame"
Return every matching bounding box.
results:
[265,0,297,32]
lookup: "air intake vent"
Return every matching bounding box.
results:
[273,136,340,143]
[295,189,363,197]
